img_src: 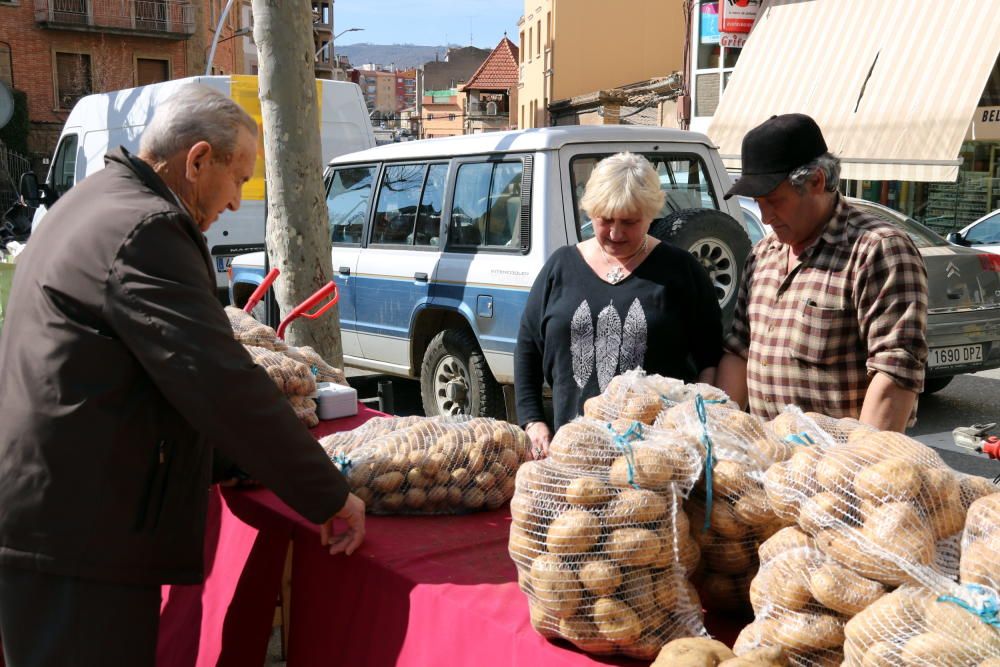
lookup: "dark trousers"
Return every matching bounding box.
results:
[0,565,160,667]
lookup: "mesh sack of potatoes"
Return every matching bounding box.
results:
[322,416,529,514]
[244,345,317,397]
[666,397,798,614]
[580,370,669,425]
[653,637,789,666]
[282,344,347,386]
[735,526,889,666]
[641,373,731,410]
[509,451,706,660]
[961,492,1000,591]
[225,306,289,351]
[840,582,1000,666]
[761,415,996,589]
[319,416,427,457]
[288,395,319,428]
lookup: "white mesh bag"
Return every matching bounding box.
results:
[321,416,529,514]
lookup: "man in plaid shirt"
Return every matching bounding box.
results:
[716,114,927,431]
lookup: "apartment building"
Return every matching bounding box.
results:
[459,36,518,133]
[517,0,685,128]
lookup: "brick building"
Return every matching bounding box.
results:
[394,67,417,112]
[0,0,248,174]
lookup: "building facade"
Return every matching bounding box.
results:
[460,36,518,133]
[395,67,418,112]
[518,0,686,129]
[421,89,464,139]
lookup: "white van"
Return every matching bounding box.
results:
[229,126,751,419]
[29,75,375,297]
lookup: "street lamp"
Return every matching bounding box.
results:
[316,27,364,76]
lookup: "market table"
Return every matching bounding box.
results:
[156,407,745,667]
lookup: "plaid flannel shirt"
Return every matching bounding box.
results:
[725,196,928,421]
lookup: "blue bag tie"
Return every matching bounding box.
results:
[604,420,644,489]
[694,394,716,533]
[938,583,1000,630]
[333,452,353,475]
[784,432,815,446]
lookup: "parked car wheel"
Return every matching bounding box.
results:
[649,208,751,327]
[923,376,954,395]
[421,329,505,419]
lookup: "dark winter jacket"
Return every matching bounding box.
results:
[0,147,349,585]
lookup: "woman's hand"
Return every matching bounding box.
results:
[525,421,552,459]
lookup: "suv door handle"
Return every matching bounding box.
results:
[338,266,351,275]
[414,272,428,282]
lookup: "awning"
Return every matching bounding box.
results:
[708,0,1000,182]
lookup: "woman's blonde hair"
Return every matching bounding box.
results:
[580,152,665,221]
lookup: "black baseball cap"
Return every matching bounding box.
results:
[724,113,828,199]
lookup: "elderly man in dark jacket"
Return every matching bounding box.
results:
[0,84,365,666]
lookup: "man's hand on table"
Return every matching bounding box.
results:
[320,492,366,556]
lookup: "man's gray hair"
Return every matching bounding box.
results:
[140,83,257,163]
[788,152,841,193]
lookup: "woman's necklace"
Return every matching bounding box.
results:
[598,236,648,284]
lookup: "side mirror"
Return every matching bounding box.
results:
[946,231,971,246]
[19,172,41,207]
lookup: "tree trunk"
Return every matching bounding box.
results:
[251,0,343,366]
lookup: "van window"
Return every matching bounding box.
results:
[570,153,718,240]
[328,165,376,245]
[414,164,447,246]
[372,164,424,245]
[449,160,523,250]
[51,134,79,196]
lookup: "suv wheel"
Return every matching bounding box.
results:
[649,208,751,328]
[421,329,505,418]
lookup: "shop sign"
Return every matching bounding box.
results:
[720,32,748,48]
[719,0,762,34]
[700,2,720,44]
[969,106,1000,141]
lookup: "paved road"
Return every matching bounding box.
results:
[345,367,1000,479]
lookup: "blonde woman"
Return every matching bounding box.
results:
[514,152,723,457]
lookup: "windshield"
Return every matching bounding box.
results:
[570,153,719,240]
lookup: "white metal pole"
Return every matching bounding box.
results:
[205,0,236,76]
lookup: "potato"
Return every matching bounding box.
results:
[653,570,681,610]
[548,421,616,467]
[923,598,1000,654]
[758,526,814,564]
[609,447,676,490]
[565,477,612,506]
[961,540,995,587]
[545,509,600,555]
[406,468,432,489]
[752,437,795,467]
[606,488,668,525]
[797,490,850,535]
[379,492,405,512]
[474,470,497,491]
[558,616,615,654]
[450,467,471,488]
[466,447,486,474]
[404,487,427,509]
[529,554,581,618]
[961,478,999,510]
[809,561,886,616]
[771,611,844,651]
[862,502,935,573]
[921,466,961,508]
[719,645,788,667]
[854,458,923,503]
[508,524,540,563]
[900,631,969,663]
[711,500,751,540]
[528,601,559,638]
[484,487,506,509]
[704,540,756,574]
[354,486,373,506]
[714,459,752,498]
[860,641,898,667]
[814,449,857,494]
[446,485,463,507]
[814,527,901,585]
[733,619,779,656]
[462,487,486,509]
[927,503,965,540]
[676,531,702,576]
[604,527,660,567]
[733,488,775,527]
[497,448,519,471]
[786,447,822,494]
[651,637,735,667]
[763,462,799,519]
[759,551,816,611]
[372,471,405,493]
[577,559,622,597]
[592,597,643,644]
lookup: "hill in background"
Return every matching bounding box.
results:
[337,43,458,69]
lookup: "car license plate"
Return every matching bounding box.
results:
[215,255,235,273]
[929,344,983,368]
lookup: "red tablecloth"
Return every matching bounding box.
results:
[156,406,746,667]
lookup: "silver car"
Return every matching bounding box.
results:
[950,208,1000,257]
[738,197,1000,394]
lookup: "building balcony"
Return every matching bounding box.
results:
[468,114,511,132]
[34,0,195,39]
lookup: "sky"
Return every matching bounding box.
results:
[332,0,524,49]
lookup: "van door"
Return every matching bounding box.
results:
[354,162,448,370]
[327,164,379,361]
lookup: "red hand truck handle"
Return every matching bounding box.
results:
[243,268,280,314]
[276,281,339,339]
